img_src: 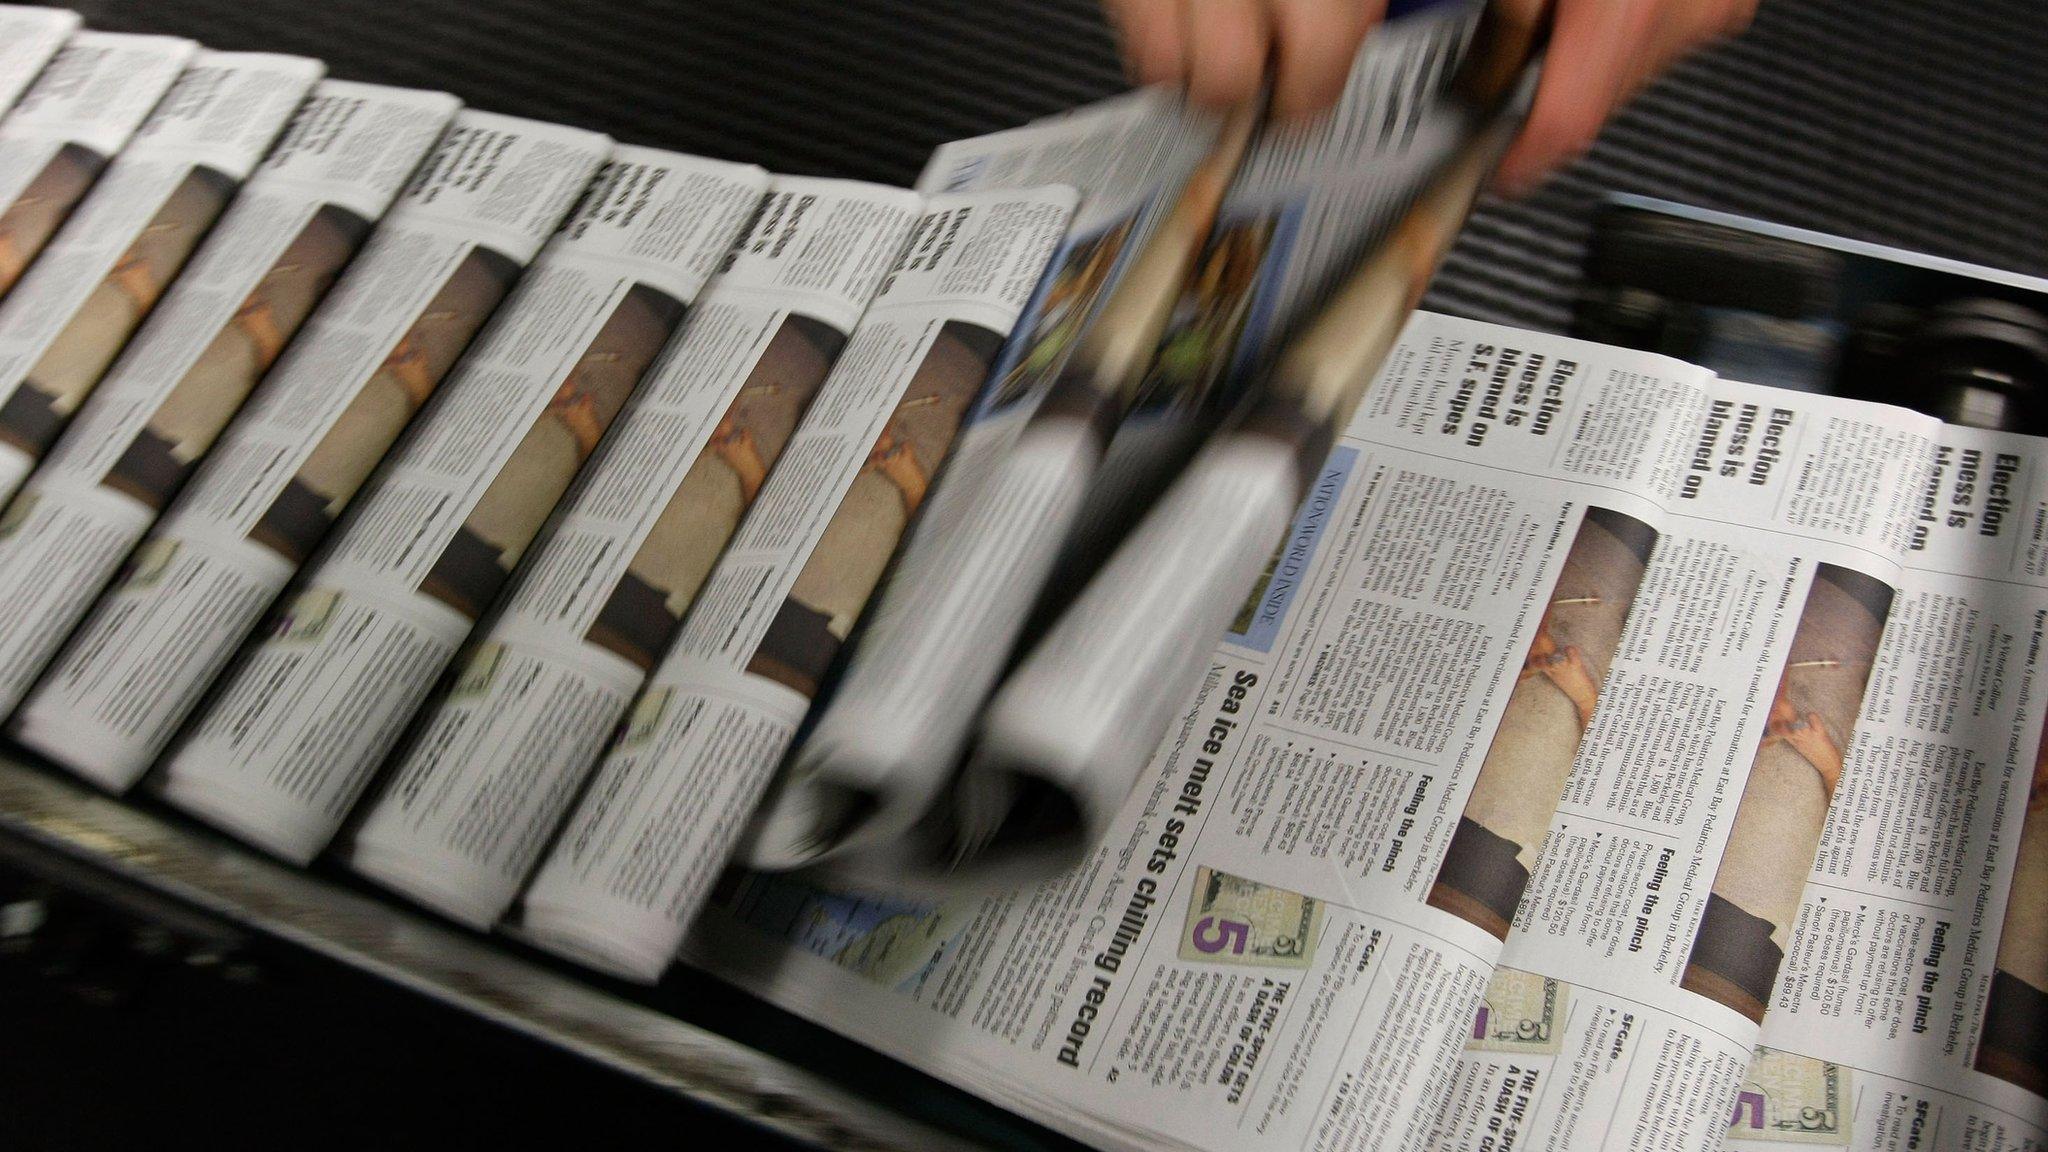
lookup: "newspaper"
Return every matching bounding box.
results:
[756,10,1491,871]
[673,310,2044,1152]
[1721,422,2048,1149]
[339,176,922,927]
[146,148,769,865]
[0,50,323,501]
[0,83,458,756]
[12,112,610,791]
[514,185,1076,980]
[0,32,196,304]
[0,6,78,118]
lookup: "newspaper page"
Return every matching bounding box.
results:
[514,186,1076,980]
[148,148,768,865]
[0,32,196,304]
[12,112,610,791]
[1422,375,1935,1152]
[339,176,922,928]
[688,312,1714,1152]
[1723,423,2048,1150]
[685,314,1946,1152]
[0,51,324,501]
[0,83,458,752]
[0,6,79,118]
[756,8,1488,869]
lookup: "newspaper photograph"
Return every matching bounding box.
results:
[0,6,78,118]
[0,32,196,304]
[1427,506,1658,938]
[0,83,458,768]
[513,186,1075,980]
[144,146,762,864]
[1684,564,1894,1023]
[340,176,921,928]
[12,111,609,791]
[0,51,322,500]
[1724,422,2048,1150]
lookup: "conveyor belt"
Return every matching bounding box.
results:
[21,0,2048,1145]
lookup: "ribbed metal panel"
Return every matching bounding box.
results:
[69,0,2048,333]
[1431,0,2048,330]
[66,0,1128,184]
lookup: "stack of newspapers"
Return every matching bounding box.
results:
[0,4,2042,1150]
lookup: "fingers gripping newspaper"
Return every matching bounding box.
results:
[144,148,768,865]
[1045,1,1483,594]
[0,83,458,742]
[755,7,1489,868]
[0,6,78,118]
[681,312,1937,1152]
[12,112,611,791]
[338,177,924,928]
[1720,423,2048,1150]
[0,32,196,307]
[0,51,325,502]
[514,186,1077,981]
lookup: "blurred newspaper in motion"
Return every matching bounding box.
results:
[754,0,1520,882]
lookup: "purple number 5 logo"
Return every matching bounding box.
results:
[1192,916,1251,955]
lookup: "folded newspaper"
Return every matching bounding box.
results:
[0,81,460,744]
[0,6,2039,1152]
[14,111,611,785]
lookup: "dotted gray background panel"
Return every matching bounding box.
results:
[66,0,2048,334]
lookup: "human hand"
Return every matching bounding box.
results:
[1101,0,1758,194]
